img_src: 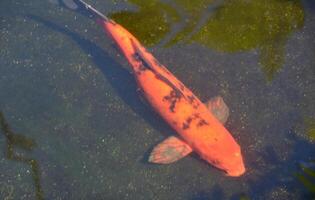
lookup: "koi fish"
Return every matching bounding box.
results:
[77,0,245,176]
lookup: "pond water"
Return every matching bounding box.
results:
[0,0,315,199]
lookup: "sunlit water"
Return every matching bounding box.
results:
[0,0,315,199]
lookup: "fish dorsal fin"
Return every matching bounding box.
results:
[205,96,229,124]
[130,39,173,78]
[149,136,193,164]
[130,39,155,71]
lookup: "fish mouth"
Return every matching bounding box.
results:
[225,166,246,177]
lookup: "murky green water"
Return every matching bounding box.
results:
[0,0,315,199]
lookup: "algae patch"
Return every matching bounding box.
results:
[109,0,305,81]
[109,0,180,46]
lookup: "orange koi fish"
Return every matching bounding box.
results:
[78,0,245,176]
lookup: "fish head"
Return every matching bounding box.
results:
[203,137,245,177]
[221,151,245,177]
[217,147,245,177]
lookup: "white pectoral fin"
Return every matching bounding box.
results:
[205,96,230,124]
[149,136,193,164]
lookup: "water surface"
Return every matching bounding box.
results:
[0,0,315,199]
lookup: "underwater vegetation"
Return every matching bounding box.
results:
[0,183,14,200]
[110,0,181,46]
[295,119,315,197]
[239,194,251,200]
[295,160,315,198]
[0,112,44,200]
[110,0,305,81]
[305,118,315,141]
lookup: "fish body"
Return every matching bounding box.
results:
[99,19,245,176]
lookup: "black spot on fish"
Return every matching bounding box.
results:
[187,95,196,104]
[197,119,209,127]
[163,90,182,112]
[182,114,208,130]
[187,95,200,109]
[130,39,187,100]
[182,117,193,130]
[130,38,193,113]
[130,39,156,73]
[132,52,151,73]
[182,114,201,130]
[193,103,200,109]
[182,123,189,130]
[155,74,187,105]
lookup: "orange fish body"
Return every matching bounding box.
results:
[97,19,245,176]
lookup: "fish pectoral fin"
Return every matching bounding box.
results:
[149,136,193,164]
[205,96,230,124]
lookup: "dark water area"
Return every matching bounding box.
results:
[0,0,315,199]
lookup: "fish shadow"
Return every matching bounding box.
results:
[26,15,176,161]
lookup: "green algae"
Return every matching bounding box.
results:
[109,0,305,81]
[305,118,315,141]
[0,112,44,200]
[166,0,214,43]
[239,194,251,200]
[295,161,315,195]
[190,0,304,81]
[191,0,304,50]
[109,0,180,46]
[0,184,14,200]
[166,0,215,46]
[294,118,315,196]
